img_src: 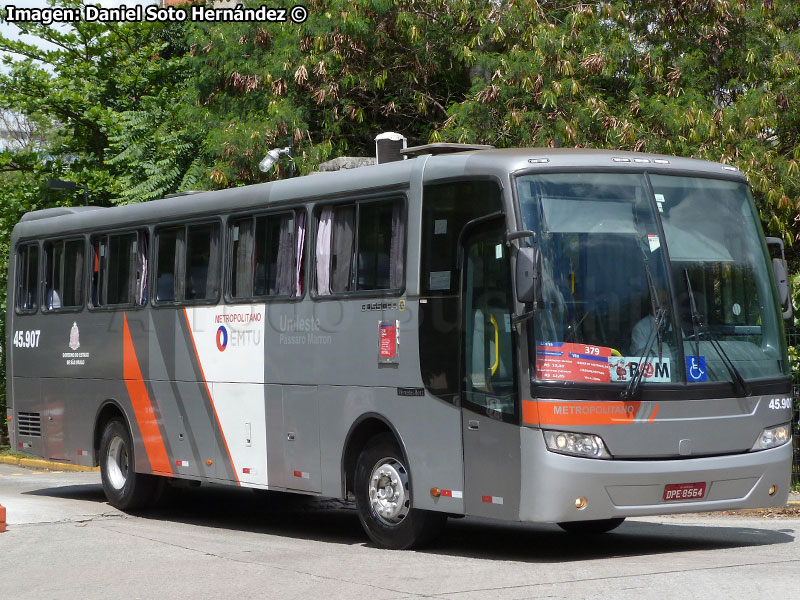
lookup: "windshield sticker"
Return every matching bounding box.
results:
[654,193,665,213]
[647,234,660,252]
[685,355,707,382]
[610,357,671,383]
[434,219,447,234]
[536,342,611,383]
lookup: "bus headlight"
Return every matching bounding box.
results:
[751,423,791,451]
[543,430,611,459]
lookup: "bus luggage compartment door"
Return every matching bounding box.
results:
[282,385,321,493]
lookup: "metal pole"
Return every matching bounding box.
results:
[288,136,293,178]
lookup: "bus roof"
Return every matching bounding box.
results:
[12,148,747,242]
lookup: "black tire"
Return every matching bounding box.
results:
[99,418,159,511]
[557,517,625,535]
[354,433,446,549]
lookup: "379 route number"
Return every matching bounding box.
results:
[13,329,41,349]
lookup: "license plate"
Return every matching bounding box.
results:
[663,482,707,501]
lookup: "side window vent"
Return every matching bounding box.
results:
[17,412,42,437]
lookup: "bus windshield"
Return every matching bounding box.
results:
[517,172,788,387]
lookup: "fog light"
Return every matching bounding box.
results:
[575,497,588,510]
[769,485,777,496]
[544,430,611,459]
[751,423,791,451]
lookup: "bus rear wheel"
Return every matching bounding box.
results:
[557,517,625,535]
[354,433,446,549]
[99,418,158,511]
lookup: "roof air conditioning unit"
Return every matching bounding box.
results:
[375,132,407,164]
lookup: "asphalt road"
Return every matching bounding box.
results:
[1,463,799,600]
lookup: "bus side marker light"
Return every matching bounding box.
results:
[0,504,6,533]
[575,497,588,510]
[769,485,777,496]
[77,450,89,456]
[430,488,441,497]
[293,470,310,479]
[206,460,213,466]
[175,460,189,467]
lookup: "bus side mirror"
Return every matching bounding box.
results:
[766,237,792,320]
[516,246,541,304]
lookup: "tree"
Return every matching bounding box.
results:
[0,4,192,436]
[435,0,800,253]
[175,0,481,185]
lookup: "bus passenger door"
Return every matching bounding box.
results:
[460,218,521,520]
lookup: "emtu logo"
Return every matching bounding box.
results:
[216,325,228,352]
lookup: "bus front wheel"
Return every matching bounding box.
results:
[354,433,446,549]
[99,419,158,511]
[557,517,625,534]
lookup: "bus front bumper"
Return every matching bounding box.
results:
[519,427,792,523]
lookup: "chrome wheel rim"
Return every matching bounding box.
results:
[106,435,128,491]
[368,458,410,525]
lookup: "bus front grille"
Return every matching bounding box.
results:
[17,412,41,437]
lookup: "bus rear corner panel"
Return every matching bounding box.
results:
[10,376,108,466]
[9,377,47,460]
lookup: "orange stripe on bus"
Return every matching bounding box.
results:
[648,404,659,423]
[522,399,540,425]
[122,314,173,475]
[529,400,643,426]
[182,308,241,485]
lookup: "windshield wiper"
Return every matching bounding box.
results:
[645,265,664,362]
[621,307,667,401]
[683,269,751,397]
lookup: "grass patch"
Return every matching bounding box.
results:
[0,445,27,459]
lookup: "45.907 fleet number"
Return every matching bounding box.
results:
[768,397,792,410]
[13,329,41,349]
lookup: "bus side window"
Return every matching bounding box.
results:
[230,210,303,299]
[156,226,181,302]
[43,238,84,311]
[315,198,404,295]
[155,222,219,304]
[185,223,219,301]
[16,243,40,313]
[90,231,147,307]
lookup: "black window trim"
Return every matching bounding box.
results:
[224,207,307,305]
[309,193,408,302]
[417,176,507,408]
[151,217,223,308]
[14,240,41,315]
[87,228,149,312]
[41,235,87,314]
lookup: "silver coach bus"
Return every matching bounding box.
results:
[7,147,794,549]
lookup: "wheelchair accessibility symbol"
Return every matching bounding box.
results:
[685,356,707,382]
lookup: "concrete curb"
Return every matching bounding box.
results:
[0,455,98,472]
